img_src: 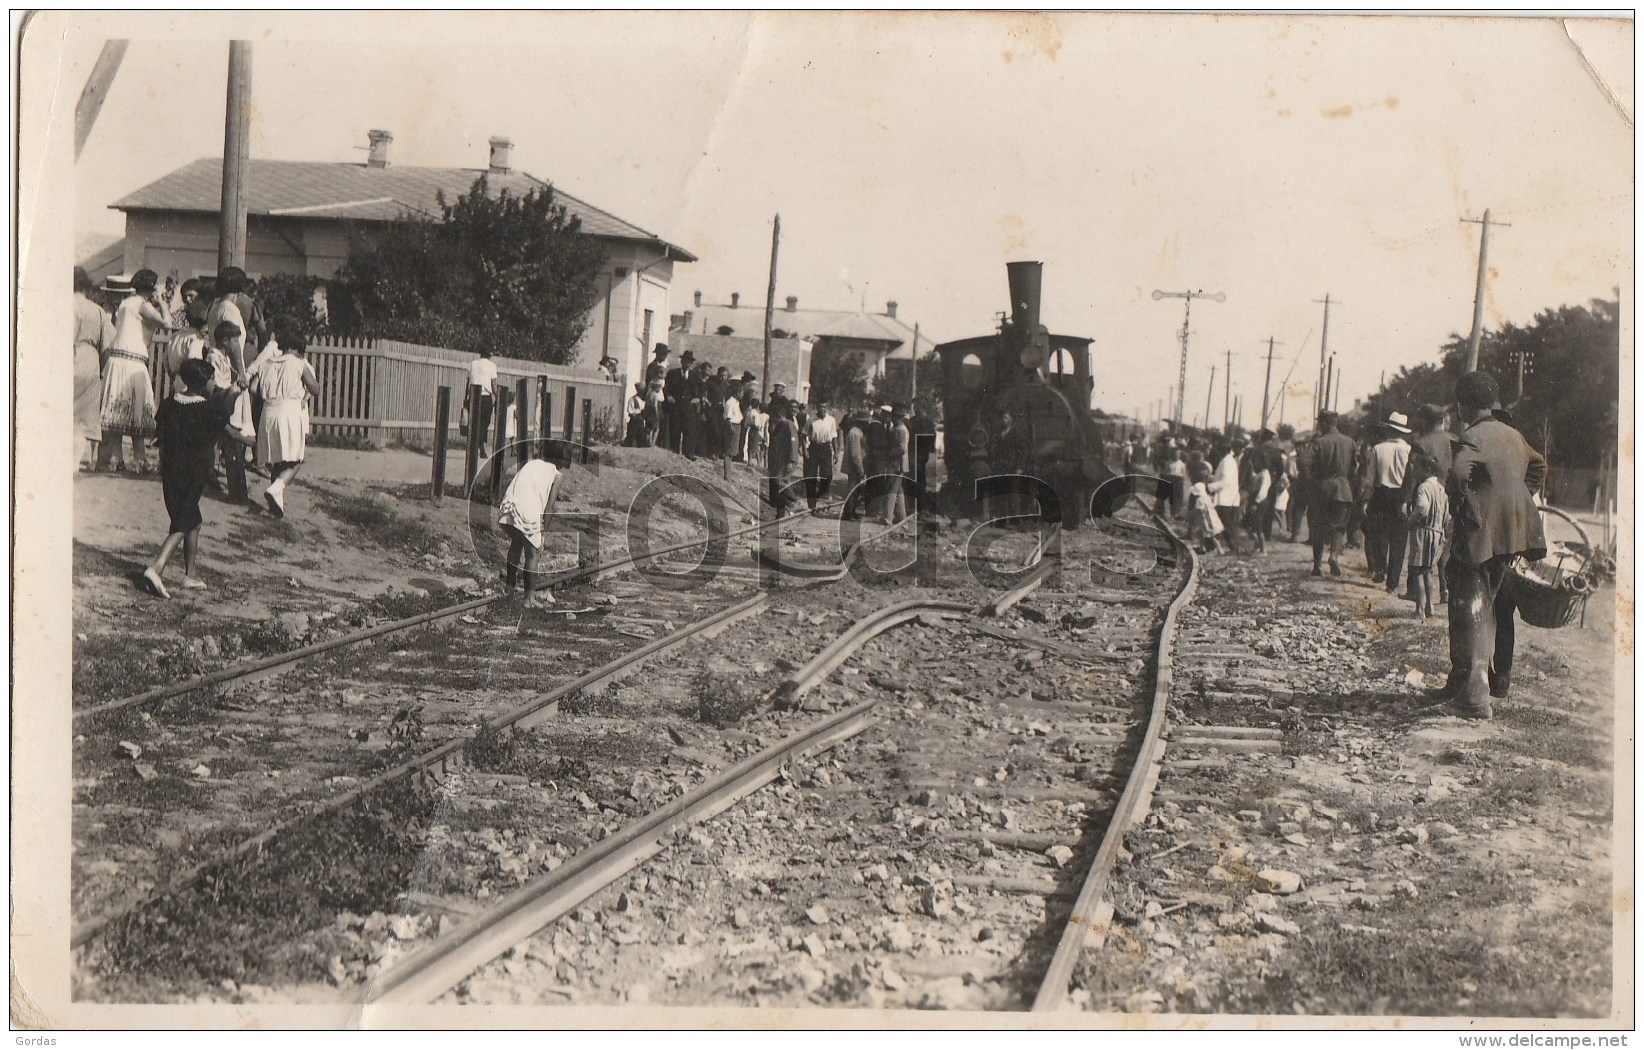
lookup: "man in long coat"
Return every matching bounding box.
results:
[1434,371,1547,719]
[1308,411,1357,577]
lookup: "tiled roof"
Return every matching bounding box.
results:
[111,157,696,261]
[669,333,811,392]
[679,303,934,357]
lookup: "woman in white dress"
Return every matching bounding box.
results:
[95,269,172,472]
[72,267,113,470]
[250,328,320,518]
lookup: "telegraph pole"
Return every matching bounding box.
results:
[74,40,128,160]
[1259,336,1279,430]
[1334,365,1344,414]
[218,41,253,272]
[1323,354,1335,413]
[909,323,920,403]
[1463,210,1511,371]
[1152,288,1226,429]
[761,214,780,400]
[1204,365,1216,434]
[1312,294,1337,418]
[1223,348,1233,433]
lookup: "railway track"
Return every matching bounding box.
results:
[75,498,1190,1007]
[71,504,906,974]
[350,508,1197,1011]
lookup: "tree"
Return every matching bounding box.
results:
[326,176,606,364]
[870,351,944,416]
[254,273,329,340]
[1364,296,1619,467]
[808,347,869,407]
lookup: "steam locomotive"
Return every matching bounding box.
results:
[935,262,1113,527]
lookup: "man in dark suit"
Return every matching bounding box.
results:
[1434,371,1547,719]
[1308,411,1357,577]
[662,350,692,455]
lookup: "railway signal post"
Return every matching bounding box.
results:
[1152,287,1225,431]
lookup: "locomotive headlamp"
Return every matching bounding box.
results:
[1020,325,1051,370]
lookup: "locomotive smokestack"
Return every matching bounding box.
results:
[1006,261,1044,350]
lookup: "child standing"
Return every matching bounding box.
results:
[497,442,565,607]
[1406,456,1449,621]
[143,359,255,598]
[250,329,320,518]
[212,320,256,498]
[1188,479,1228,556]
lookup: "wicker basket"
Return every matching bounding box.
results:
[1508,505,1595,629]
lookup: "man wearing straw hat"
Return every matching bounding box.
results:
[1360,410,1414,592]
[1431,371,1547,719]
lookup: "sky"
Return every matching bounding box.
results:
[54,11,1633,427]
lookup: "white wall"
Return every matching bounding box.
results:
[568,244,678,383]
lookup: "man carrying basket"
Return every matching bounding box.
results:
[1433,371,1547,720]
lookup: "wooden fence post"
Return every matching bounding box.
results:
[431,385,451,505]
[536,377,551,451]
[581,399,593,464]
[490,387,512,498]
[563,385,578,441]
[463,384,483,492]
[515,377,531,469]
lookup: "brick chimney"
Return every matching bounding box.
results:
[694,291,702,307]
[885,300,898,318]
[367,130,393,168]
[488,136,513,175]
[730,292,740,308]
[786,296,798,312]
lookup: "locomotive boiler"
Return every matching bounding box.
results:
[935,262,1111,527]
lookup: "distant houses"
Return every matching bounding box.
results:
[670,291,934,404]
[99,132,695,384]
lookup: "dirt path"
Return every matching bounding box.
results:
[1089,531,1620,1018]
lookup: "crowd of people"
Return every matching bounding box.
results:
[611,342,938,523]
[1144,367,1549,720]
[73,265,319,598]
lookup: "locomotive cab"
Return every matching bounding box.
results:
[936,262,1110,527]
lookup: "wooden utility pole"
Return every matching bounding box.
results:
[1204,365,1216,433]
[218,41,253,272]
[1152,287,1225,429]
[1333,364,1344,414]
[1312,294,1337,418]
[1463,210,1510,372]
[74,40,128,160]
[909,323,920,403]
[1259,336,1278,430]
[761,214,780,401]
[1323,354,1334,413]
[1223,348,1233,432]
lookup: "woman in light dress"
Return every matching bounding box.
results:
[249,327,319,517]
[95,268,172,472]
[72,267,114,470]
